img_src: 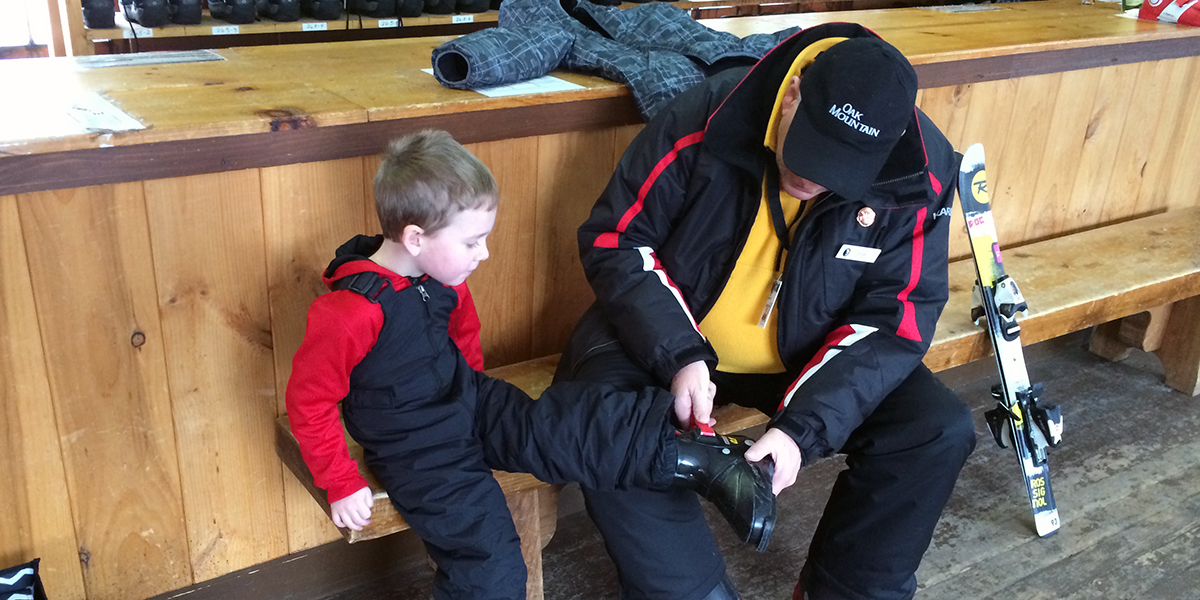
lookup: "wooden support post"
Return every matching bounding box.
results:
[1155,296,1200,397]
[1089,304,1173,362]
[53,0,95,56]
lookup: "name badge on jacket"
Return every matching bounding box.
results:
[836,244,881,264]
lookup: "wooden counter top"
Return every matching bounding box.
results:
[1,0,1197,194]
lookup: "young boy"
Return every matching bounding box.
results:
[285,130,776,600]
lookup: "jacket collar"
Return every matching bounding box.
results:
[322,235,417,292]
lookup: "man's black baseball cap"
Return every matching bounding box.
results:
[782,37,918,202]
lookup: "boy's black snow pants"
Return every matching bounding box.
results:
[342,354,677,600]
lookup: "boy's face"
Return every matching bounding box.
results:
[417,205,496,286]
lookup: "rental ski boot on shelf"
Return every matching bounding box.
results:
[258,0,300,22]
[121,0,170,27]
[82,0,116,28]
[300,0,343,19]
[347,0,396,18]
[423,0,454,14]
[169,0,202,24]
[456,0,489,13]
[208,0,256,23]
[397,0,421,16]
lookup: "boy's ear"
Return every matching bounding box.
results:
[400,224,424,256]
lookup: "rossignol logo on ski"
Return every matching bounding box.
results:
[828,103,880,137]
[972,170,990,204]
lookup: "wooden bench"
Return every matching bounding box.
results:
[276,206,1200,600]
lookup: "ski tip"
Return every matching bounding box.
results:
[961,143,985,173]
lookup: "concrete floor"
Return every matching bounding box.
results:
[539,333,1200,600]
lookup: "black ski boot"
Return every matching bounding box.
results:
[121,0,170,27]
[208,0,256,23]
[456,0,488,12]
[347,0,396,17]
[675,426,776,551]
[257,0,300,21]
[397,0,422,16]
[169,0,202,24]
[423,0,454,14]
[300,0,342,19]
[82,0,116,28]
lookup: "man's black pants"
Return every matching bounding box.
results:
[566,347,977,600]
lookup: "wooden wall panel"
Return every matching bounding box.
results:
[1025,69,1102,242]
[0,195,87,600]
[18,183,191,600]
[531,130,619,357]
[1163,57,1200,214]
[261,158,369,552]
[1067,63,1138,232]
[143,171,288,581]
[1101,59,1173,223]
[468,137,541,368]
[1135,57,1197,215]
[987,73,1060,249]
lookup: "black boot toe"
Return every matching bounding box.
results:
[675,427,776,551]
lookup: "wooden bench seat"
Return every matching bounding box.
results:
[276,206,1200,600]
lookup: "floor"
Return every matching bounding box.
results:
[331,332,1200,600]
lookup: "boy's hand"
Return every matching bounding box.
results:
[672,360,716,428]
[744,428,802,495]
[331,486,375,530]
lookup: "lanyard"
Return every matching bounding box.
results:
[758,163,807,328]
[764,163,807,273]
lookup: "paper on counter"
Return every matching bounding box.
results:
[422,69,585,97]
[0,91,145,144]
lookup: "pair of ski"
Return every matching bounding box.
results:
[956,144,1064,537]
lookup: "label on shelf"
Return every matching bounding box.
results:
[122,27,153,38]
[451,14,474,23]
[302,22,328,31]
[377,18,399,28]
[212,25,240,35]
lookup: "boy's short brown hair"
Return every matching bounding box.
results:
[374,130,498,239]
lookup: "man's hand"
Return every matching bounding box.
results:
[671,360,716,428]
[744,428,802,495]
[330,486,374,530]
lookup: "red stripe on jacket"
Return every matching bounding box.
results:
[895,207,927,342]
[594,131,706,248]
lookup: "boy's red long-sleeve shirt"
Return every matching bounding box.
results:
[285,259,484,503]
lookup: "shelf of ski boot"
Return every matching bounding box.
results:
[84,7,502,40]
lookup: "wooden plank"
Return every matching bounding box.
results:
[467,137,540,368]
[104,82,369,145]
[1067,62,1138,232]
[54,0,93,56]
[1025,68,1101,242]
[143,171,288,581]
[1099,59,1172,223]
[17,183,191,599]
[926,207,1200,372]
[1136,56,1199,215]
[992,72,1060,248]
[531,130,613,357]
[1163,57,1200,214]
[0,195,87,600]
[261,158,369,552]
